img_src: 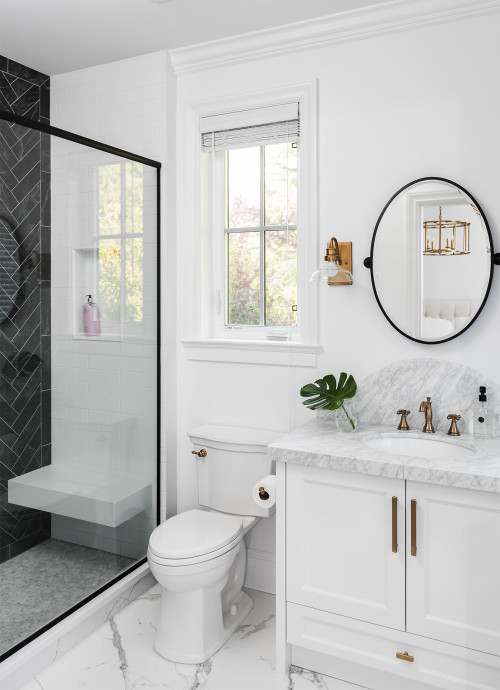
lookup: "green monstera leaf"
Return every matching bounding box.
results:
[300,372,357,411]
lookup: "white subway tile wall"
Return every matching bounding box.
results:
[50,51,175,559]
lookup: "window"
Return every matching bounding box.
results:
[202,102,300,340]
[97,161,144,336]
[225,142,297,328]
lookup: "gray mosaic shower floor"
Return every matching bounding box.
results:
[0,538,134,656]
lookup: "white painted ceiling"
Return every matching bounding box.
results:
[0,0,382,76]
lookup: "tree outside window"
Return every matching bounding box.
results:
[225,142,297,328]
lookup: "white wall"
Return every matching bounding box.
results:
[175,12,500,589]
[50,50,177,546]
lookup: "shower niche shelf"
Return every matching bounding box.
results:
[72,247,123,342]
[8,465,152,528]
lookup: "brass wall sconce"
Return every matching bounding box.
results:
[423,207,470,256]
[310,237,353,286]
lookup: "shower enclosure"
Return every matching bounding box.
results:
[0,107,160,661]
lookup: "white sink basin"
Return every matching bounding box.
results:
[364,435,476,460]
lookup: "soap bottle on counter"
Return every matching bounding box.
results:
[83,294,100,336]
[472,386,494,439]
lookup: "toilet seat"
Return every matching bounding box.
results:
[148,509,243,564]
[148,536,241,568]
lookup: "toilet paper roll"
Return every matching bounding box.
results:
[252,475,277,509]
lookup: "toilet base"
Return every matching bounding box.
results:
[154,590,253,664]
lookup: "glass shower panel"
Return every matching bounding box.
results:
[0,119,158,659]
[49,136,158,553]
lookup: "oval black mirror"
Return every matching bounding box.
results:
[366,177,495,344]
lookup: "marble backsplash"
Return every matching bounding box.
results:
[320,358,500,436]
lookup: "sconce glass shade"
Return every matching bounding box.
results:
[310,260,353,286]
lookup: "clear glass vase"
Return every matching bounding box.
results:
[317,409,337,425]
[336,400,358,433]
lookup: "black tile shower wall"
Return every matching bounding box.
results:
[0,56,51,564]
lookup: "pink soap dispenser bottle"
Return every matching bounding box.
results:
[83,294,100,336]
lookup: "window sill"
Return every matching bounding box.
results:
[73,333,123,343]
[181,338,321,367]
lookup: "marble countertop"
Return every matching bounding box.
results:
[268,419,500,493]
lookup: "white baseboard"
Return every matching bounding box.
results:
[244,548,276,594]
[0,563,154,690]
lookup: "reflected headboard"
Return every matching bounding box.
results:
[424,300,480,321]
[423,300,480,334]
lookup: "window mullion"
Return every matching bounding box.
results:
[225,231,229,325]
[224,225,297,233]
[95,167,100,311]
[120,163,127,334]
[260,146,265,327]
[224,151,229,326]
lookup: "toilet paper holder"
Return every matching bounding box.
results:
[252,475,276,516]
[258,486,270,500]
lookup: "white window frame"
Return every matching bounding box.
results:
[210,144,297,338]
[179,81,319,364]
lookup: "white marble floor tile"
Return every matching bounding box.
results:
[289,666,369,689]
[20,585,369,690]
[21,624,124,690]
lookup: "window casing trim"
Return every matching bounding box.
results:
[178,80,319,353]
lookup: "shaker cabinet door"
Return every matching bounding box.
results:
[406,481,500,656]
[286,464,405,630]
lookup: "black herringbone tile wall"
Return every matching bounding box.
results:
[0,56,51,564]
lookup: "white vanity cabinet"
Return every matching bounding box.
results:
[286,464,405,630]
[406,481,500,656]
[279,463,500,690]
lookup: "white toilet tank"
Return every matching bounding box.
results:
[188,424,282,517]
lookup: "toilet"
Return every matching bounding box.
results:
[147,424,281,664]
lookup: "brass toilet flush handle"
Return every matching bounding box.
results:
[447,414,461,436]
[397,410,411,431]
[191,449,207,457]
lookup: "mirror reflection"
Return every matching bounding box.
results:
[372,179,492,343]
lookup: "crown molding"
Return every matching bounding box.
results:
[169,0,500,75]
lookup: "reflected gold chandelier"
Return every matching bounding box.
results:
[423,207,470,256]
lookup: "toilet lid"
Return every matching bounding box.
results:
[149,509,243,559]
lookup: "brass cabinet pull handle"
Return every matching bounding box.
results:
[396,651,414,663]
[411,499,417,557]
[191,449,207,458]
[392,496,398,553]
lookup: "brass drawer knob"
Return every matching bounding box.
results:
[396,651,414,663]
[191,449,207,457]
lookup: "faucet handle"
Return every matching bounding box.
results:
[397,410,411,431]
[447,414,461,437]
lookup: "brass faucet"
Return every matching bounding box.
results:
[419,396,435,433]
[447,414,461,436]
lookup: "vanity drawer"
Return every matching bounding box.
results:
[287,602,500,690]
